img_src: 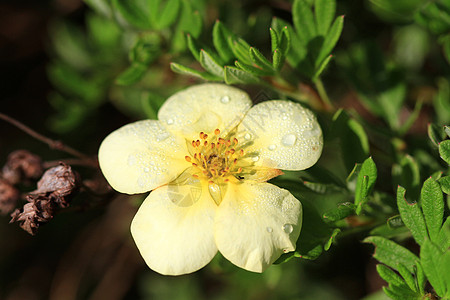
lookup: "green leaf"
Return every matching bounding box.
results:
[154,0,180,29]
[397,263,417,292]
[85,0,113,18]
[445,125,450,138]
[129,33,162,65]
[376,264,405,287]
[186,34,202,62]
[292,0,316,43]
[428,123,446,147]
[437,217,450,252]
[415,262,426,295]
[355,157,377,214]
[316,16,344,67]
[439,140,450,164]
[364,236,419,273]
[397,186,428,246]
[421,240,446,297]
[392,155,421,200]
[384,285,421,300]
[234,60,273,76]
[324,228,341,251]
[170,62,221,81]
[249,47,275,73]
[171,1,202,53]
[439,252,450,298]
[323,202,356,222]
[434,79,450,125]
[229,38,252,65]
[313,54,333,81]
[111,0,152,29]
[199,50,224,78]
[439,176,450,194]
[398,100,423,137]
[223,66,260,84]
[314,0,336,35]
[115,63,147,86]
[269,27,279,53]
[279,26,291,56]
[421,178,444,242]
[272,49,284,71]
[213,21,235,63]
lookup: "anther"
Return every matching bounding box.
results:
[237,167,242,173]
[233,159,238,164]
[193,174,199,178]
[230,149,235,154]
[239,149,244,156]
[208,180,214,184]
[185,156,191,162]
[214,129,220,135]
[204,141,208,146]
[199,132,205,139]
[196,140,201,147]
[192,163,198,167]
[192,140,196,147]
[226,140,231,147]
[233,138,238,145]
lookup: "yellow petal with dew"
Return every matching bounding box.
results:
[214,181,302,273]
[131,182,217,275]
[158,84,252,140]
[238,100,323,170]
[98,120,190,194]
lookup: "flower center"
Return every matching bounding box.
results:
[185,129,244,183]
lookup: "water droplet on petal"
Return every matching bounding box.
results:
[266,227,273,233]
[166,119,174,125]
[268,144,277,151]
[220,96,230,103]
[143,167,150,173]
[282,224,293,234]
[252,156,259,162]
[281,134,297,147]
[244,133,252,140]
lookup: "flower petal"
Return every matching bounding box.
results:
[214,182,302,273]
[238,100,323,170]
[98,120,190,194]
[158,84,252,139]
[131,182,217,275]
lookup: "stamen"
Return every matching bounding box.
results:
[233,138,238,145]
[192,140,196,147]
[204,141,208,146]
[239,149,244,156]
[214,129,220,135]
[185,156,191,162]
[199,132,205,139]
[196,140,201,147]
[193,174,199,178]
[237,167,242,173]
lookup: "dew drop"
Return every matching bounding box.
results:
[266,227,273,233]
[220,95,230,103]
[281,134,297,147]
[282,224,293,234]
[143,167,150,173]
[268,144,277,151]
[166,119,174,125]
[252,155,259,162]
[244,133,252,140]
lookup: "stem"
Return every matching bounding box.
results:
[0,112,96,166]
[314,78,334,111]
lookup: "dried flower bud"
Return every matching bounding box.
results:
[2,150,43,185]
[11,163,81,235]
[0,178,20,215]
[32,163,80,208]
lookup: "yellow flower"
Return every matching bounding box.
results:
[98,84,323,275]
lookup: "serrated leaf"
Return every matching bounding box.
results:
[115,63,147,86]
[316,16,344,68]
[439,251,450,298]
[439,140,450,164]
[427,123,445,147]
[364,236,419,273]
[377,264,405,286]
[111,0,152,29]
[421,178,444,242]
[439,176,450,194]
[155,0,180,29]
[397,186,428,246]
[392,155,421,200]
[269,27,279,53]
[186,34,203,62]
[249,47,275,73]
[397,263,417,292]
[445,126,450,138]
[421,240,446,297]
[213,21,235,63]
[170,62,221,81]
[315,0,336,35]
[271,18,306,68]
[171,1,202,53]
[199,50,224,78]
[292,0,316,43]
[223,66,260,84]
[384,284,422,299]
[323,202,356,222]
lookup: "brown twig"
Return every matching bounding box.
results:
[0,112,97,167]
